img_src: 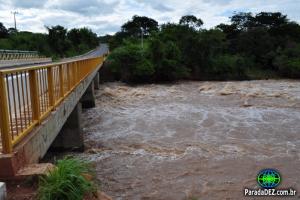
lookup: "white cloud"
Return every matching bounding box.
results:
[0,0,299,35]
[11,0,47,8]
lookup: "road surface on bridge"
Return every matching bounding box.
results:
[62,43,109,61]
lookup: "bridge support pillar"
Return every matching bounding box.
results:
[94,72,100,90]
[51,103,84,151]
[81,82,96,108]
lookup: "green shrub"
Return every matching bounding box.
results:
[107,42,155,82]
[209,54,250,80]
[274,56,300,78]
[149,39,190,81]
[274,45,300,78]
[107,39,190,83]
[38,158,96,200]
[0,38,13,49]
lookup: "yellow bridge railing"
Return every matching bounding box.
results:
[0,56,105,153]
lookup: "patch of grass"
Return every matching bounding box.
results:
[38,157,96,200]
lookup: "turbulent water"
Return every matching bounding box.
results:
[79,80,300,200]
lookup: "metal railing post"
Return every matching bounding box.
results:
[29,70,40,121]
[75,62,78,82]
[47,67,54,107]
[67,64,71,90]
[59,65,64,97]
[0,73,13,153]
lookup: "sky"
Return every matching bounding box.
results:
[0,0,299,36]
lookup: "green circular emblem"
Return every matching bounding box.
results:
[257,169,281,189]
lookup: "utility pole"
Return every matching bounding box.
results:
[11,11,18,30]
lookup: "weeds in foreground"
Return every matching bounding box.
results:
[38,157,96,200]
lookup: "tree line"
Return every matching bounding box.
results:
[101,13,300,82]
[0,24,99,59]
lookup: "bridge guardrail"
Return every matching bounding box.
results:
[0,55,105,153]
[0,50,45,60]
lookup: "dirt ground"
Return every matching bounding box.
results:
[78,80,300,200]
[6,181,37,200]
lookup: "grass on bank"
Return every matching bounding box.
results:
[38,158,96,200]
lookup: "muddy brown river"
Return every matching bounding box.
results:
[79,80,300,200]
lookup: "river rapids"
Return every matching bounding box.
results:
[79,80,300,200]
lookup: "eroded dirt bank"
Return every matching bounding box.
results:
[80,80,300,200]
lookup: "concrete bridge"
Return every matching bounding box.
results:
[0,45,109,179]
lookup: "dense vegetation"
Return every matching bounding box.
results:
[38,158,96,200]
[102,13,300,82]
[0,24,98,59]
[1,12,299,81]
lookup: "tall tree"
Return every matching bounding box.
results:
[230,12,255,31]
[67,27,98,50]
[254,12,288,29]
[179,15,203,29]
[121,15,158,38]
[47,25,69,56]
